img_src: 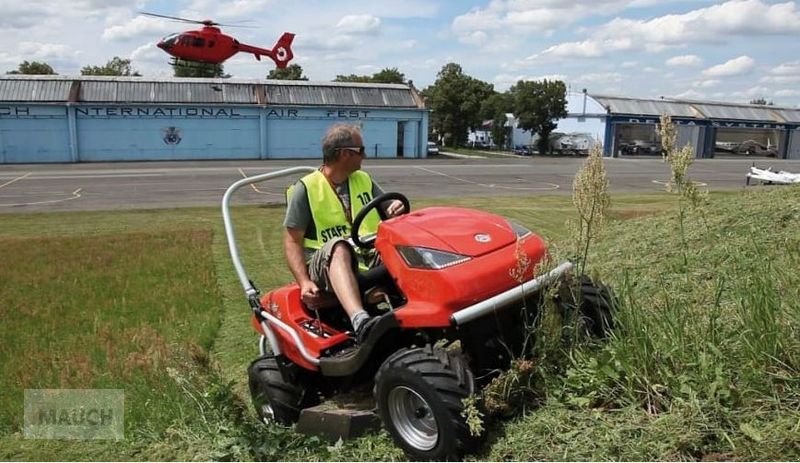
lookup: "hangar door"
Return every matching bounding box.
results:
[77,114,260,161]
[788,130,800,160]
[0,117,70,163]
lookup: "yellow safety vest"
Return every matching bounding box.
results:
[289,170,381,266]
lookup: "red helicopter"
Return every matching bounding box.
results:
[143,12,295,68]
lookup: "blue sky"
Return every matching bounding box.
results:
[3,0,800,106]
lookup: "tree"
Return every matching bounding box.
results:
[334,67,406,84]
[750,97,774,106]
[173,62,228,78]
[371,67,405,84]
[423,63,494,147]
[81,57,140,76]
[334,74,372,83]
[267,64,308,80]
[7,61,56,75]
[510,79,567,155]
[480,92,513,149]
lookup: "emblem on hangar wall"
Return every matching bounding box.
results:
[162,127,182,145]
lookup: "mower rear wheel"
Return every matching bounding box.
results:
[248,356,314,426]
[558,275,616,338]
[374,345,482,460]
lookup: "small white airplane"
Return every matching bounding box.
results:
[746,165,800,185]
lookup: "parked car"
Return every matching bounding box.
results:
[620,139,661,156]
[513,145,533,156]
[427,141,440,156]
[735,139,777,157]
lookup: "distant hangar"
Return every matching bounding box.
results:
[511,91,800,159]
[0,75,429,163]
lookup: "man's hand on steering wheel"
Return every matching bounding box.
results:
[384,199,406,218]
[351,192,410,249]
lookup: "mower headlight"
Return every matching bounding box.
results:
[396,246,471,270]
[508,220,532,239]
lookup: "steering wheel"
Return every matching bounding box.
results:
[350,192,411,249]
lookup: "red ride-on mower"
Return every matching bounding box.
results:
[222,167,615,460]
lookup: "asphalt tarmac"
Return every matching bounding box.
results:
[1,154,797,213]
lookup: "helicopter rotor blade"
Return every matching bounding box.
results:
[139,12,213,25]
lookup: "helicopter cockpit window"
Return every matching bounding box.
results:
[192,37,205,47]
[161,33,180,48]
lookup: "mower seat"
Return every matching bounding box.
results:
[302,264,391,311]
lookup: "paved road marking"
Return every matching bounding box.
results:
[238,168,284,196]
[0,188,82,207]
[0,172,31,189]
[415,166,560,191]
[651,179,709,188]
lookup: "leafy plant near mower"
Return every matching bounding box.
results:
[222,166,615,460]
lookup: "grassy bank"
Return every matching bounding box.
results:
[1,186,797,460]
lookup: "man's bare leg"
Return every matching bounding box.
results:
[327,242,364,317]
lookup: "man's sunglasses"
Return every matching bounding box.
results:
[339,146,365,156]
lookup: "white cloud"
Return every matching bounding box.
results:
[672,89,707,99]
[529,0,800,60]
[760,61,800,83]
[18,42,81,61]
[729,86,769,98]
[694,79,720,88]
[458,31,489,46]
[759,74,800,84]
[702,55,755,77]
[451,0,634,45]
[574,72,624,84]
[666,54,703,67]
[336,15,381,35]
[770,60,800,75]
[775,89,800,97]
[103,16,174,42]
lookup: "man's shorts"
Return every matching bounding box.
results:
[307,238,359,293]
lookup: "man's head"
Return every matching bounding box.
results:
[321,124,365,170]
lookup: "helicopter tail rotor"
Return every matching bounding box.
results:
[270,33,295,68]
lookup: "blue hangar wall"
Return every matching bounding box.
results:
[0,77,430,163]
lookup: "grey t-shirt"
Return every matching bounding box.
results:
[283,174,385,257]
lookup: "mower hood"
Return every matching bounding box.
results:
[386,206,517,257]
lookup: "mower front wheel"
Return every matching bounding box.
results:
[247,356,315,426]
[557,275,616,338]
[374,345,483,460]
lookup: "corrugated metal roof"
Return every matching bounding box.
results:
[773,108,800,123]
[382,89,417,107]
[0,75,422,108]
[592,95,700,118]
[689,103,779,122]
[0,78,71,101]
[264,84,418,107]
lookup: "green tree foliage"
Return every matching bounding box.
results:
[511,79,568,155]
[749,98,774,106]
[267,64,308,80]
[173,62,228,78]
[334,74,373,83]
[81,57,141,76]
[334,67,406,84]
[423,63,494,147]
[480,92,513,149]
[6,61,56,75]
[370,67,405,84]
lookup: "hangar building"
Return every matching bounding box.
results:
[510,91,800,159]
[0,75,429,164]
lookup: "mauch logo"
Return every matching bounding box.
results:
[474,233,491,243]
[24,389,124,440]
[163,126,182,145]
